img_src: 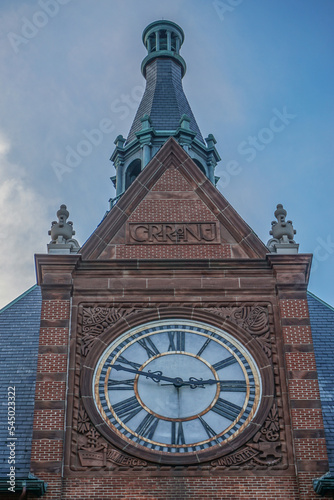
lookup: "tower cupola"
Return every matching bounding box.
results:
[110,20,221,202]
[141,20,186,78]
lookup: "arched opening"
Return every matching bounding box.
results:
[159,30,167,50]
[125,159,142,190]
[192,159,207,176]
[171,32,177,52]
[149,34,156,52]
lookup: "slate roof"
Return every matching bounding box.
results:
[308,291,334,474]
[0,285,42,479]
[0,284,333,479]
[126,58,205,145]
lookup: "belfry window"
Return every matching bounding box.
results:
[125,159,141,190]
[192,158,206,176]
[148,34,155,52]
[159,30,168,50]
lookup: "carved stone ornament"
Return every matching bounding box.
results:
[203,304,273,358]
[70,302,287,472]
[80,307,137,356]
[267,204,299,254]
[47,204,80,254]
[77,406,147,468]
[211,403,284,469]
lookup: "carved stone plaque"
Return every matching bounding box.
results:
[128,222,220,244]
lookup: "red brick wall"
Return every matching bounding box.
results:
[100,166,246,260]
[37,353,67,372]
[31,225,328,499]
[116,243,231,259]
[29,290,329,499]
[283,325,313,344]
[129,198,215,222]
[35,381,66,401]
[279,294,328,499]
[58,476,299,499]
[39,326,68,345]
[286,352,317,371]
[280,299,309,318]
[289,379,320,400]
[31,440,63,462]
[152,166,193,191]
[31,293,71,499]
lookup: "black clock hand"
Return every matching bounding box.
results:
[191,379,246,386]
[162,378,247,389]
[160,377,206,388]
[113,365,246,390]
[112,363,184,386]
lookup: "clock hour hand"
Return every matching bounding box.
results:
[112,363,184,386]
[162,378,216,389]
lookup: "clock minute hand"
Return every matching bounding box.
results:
[183,378,247,389]
[112,363,183,385]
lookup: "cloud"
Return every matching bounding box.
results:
[0,131,52,309]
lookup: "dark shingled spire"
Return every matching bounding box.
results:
[110,20,220,199]
[126,20,204,145]
[126,59,204,145]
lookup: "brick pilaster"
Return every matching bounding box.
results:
[32,254,80,498]
[281,299,328,499]
[268,253,329,499]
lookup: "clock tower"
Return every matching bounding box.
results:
[32,20,328,500]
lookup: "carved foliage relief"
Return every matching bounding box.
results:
[70,302,287,471]
[80,306,136,357]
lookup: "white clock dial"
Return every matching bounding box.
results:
[94,320,261,454]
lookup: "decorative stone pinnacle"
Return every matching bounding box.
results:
[179,114,191,129]
[205,134,217,149]
[267,204,299,254]
[114,135,125,148]
[47,204,80,254]
[140,114,152,130]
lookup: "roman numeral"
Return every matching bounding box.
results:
[212,355,237,371]
[171,421,185,445]
[135,413,159,440]
[168,331,185,351]
[117,355,141,370]
[108,378,135,390]
[137,337,160,358]
[196,338,211,357]
[112,396,142,423]
[219,380,247,392]
[198,416,217,439]
[211,398,242,421]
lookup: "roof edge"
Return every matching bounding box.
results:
[0,284,39,314]
[0,475,47,497]
[307,290,334,312]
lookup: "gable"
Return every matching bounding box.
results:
[81,138,267,260]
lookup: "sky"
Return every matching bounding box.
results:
[0,0,333,309]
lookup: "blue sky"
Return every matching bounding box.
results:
[0,0,333,308]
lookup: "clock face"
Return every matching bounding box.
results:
[93,319,262,460]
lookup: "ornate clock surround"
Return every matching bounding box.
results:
[76,305,276,467]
